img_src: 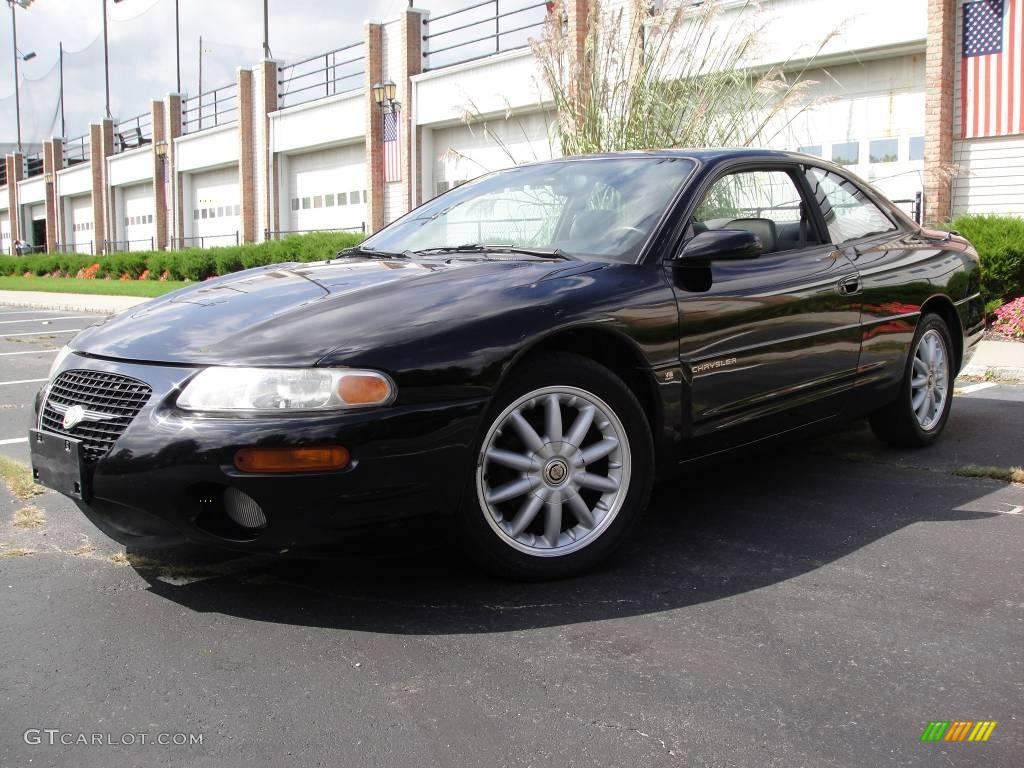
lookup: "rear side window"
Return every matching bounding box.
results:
[804,167,896,245]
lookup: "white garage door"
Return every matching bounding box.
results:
[0,210,10,254]
[286,144,366,234]
[121,183,154,251]
[66,195,94,254]
[430,112,557,200]
[190,166,240,246]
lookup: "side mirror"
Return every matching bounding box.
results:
[674,229,762,265]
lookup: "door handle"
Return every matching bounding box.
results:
[837,274,861,296]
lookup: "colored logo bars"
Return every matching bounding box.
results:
[920,720,998,742]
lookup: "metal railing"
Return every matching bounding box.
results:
[63,135,90,166]
[422,0,550,72]
[264,224,366,240]
[278,41,365,109]
[24,152,44,178]
[115,112,153,154]
[55,241,94,255]
[106,238,155,253]
[891,192,923,224]
[0,162,6,187]
[171,232,240,249]
[182,83,238,134]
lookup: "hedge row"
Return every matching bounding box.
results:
[950,214,1024,307]
[0,231,364,282]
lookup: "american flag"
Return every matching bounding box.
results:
[383,107,401,182]
[962,0,1024,138]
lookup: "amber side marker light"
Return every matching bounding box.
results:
[234,445,351,473]
[338,373,392,406]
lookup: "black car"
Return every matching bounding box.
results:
[30,150,985,579]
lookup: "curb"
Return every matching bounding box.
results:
[0,291,148,315]
[960,364,1024,383]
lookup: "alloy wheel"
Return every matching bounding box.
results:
[910,329,949,431]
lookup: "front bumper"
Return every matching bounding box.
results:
[32,354,487,553]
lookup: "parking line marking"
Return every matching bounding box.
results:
[0,378,47,386]
[2,329,81,338]
[0,316,94,325]
[0,437,28,446]
[0,349,60,356]
[0,310,78,316]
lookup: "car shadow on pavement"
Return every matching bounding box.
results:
[134,431,1004,635]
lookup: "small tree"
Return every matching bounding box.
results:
[533,0,837,155]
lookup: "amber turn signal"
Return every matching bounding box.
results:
[338,373,392,405]
[234,445,351,473]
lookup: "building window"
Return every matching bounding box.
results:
[194,209,200,220]
[201,209,208,219]
[301,197,311,210]
[798,145,822,157]
[290,198,299,211]
[313,195,323,209]
[233,204,240,216]
[831,142,860,166]
[362,190,367,203]
[325,194,335,207]
[436,180,450,196]
[216,206,223,217]
[350,190,360,205]
[869,138,899,163]
[338,192,348,205]
[909,136,925,161]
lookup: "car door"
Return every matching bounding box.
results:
[669,164,863,446]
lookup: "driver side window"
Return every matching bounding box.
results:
[693,170,820,255]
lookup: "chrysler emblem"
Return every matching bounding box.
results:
[62,405,86,430]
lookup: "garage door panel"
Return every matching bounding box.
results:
[286,145,367,233]
[191,166,240,245]
[121,183,155,251]
[66,195,94,254]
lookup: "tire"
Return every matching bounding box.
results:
[456,352,654,580]
[869,313,955,448]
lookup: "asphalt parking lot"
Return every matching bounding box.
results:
[1,305,1021,767]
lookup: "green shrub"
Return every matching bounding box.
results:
[951,214,1024,304]
[0,231,364,283]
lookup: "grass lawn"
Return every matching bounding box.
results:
[0,276,190,297]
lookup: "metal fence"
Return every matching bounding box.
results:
[24,152,44,178]
[182,83,238,134]
[264,224,366,240]
[278,41,365,109]
[55,241,94,255]
[422,0,550,72]
[171,232,240,249]
[891,192,923,225]
[115,112,153,154]
[0,162,6,187]
[106,238,156,253]
[63,134,90,166]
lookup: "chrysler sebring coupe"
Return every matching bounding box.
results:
[30,150,984,579]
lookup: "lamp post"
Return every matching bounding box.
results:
[371,80,397,113]
[7,0,35,153]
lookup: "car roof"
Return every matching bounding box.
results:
[518,147,820,167]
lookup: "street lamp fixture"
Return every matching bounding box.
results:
[17,48,34,60]
[372,80,397,112]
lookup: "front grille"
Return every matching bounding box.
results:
[41,369,152,463]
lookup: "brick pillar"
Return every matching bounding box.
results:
[399,10,426,213]
[566,0,590,78]
[151,99,169,251]
[247,61,278,243]
[165,94,183,247]
[238,68,256,243]
[43,138,63,253]
[365,22,385,233]
[924,0,956,225]
[89,120,114,254]
[4,154,23,255]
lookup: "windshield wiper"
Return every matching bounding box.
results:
[412,244,573,260]
[336,245,407,259]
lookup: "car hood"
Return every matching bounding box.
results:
[71,257,600,366]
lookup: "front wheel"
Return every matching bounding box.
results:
[457,353,654,580]
[869,314,955,448]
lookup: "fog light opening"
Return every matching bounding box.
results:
[223,488,268,531]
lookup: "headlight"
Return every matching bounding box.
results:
[48,345,72,379]
[177,367,396,412]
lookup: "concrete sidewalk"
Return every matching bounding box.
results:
[0,290,149,315]
[962,338,1024,382]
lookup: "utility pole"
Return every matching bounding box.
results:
[59,41,65,138]
[198,35,203,130]
[263,0,269,58]
[174,0,180,93]
[9,1,22,152]
[102,0,111,118]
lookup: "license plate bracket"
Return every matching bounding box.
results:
[30,429,90,501]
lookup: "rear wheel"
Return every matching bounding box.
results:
[458,353,653,580]
[869,314,955,448]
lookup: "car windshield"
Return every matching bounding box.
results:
[361,157,695,263]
